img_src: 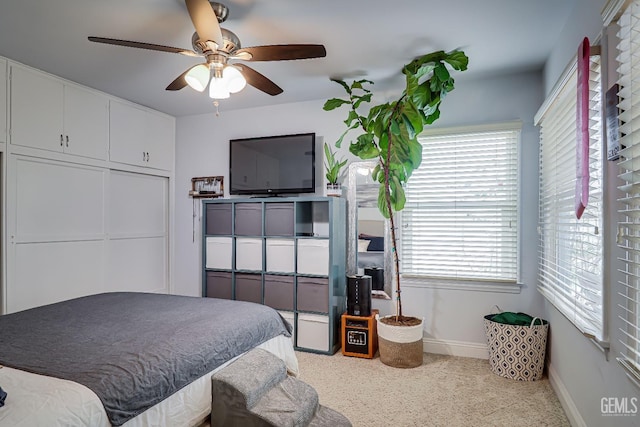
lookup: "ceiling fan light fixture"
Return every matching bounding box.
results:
[223,65,247,93]
[209,77,230,99]
[185,64,210,92]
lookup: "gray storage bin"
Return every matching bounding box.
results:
[264,274,294,310]
[235,203,262,236]
[206,204,232,235]
[296,277,329,313]
[265,203,294,236]
[205,271,233,300]
[235,273,262,304]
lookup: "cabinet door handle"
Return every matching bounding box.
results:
[146,152,150,162]
[143,151,146,162]
[60,134,64,147]
[65,135,69,147]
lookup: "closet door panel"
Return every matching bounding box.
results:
[107,171,168,294]
[108,170,167,237]
[15,157,105,240]
[107,237,167,293]
[9,240,106,313]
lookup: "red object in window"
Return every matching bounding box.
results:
[575,37,590,219]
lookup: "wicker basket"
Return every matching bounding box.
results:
[376,315,423,368]
[483,315,549,381]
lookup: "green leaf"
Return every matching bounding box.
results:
[378,184,391,219]
[390,176,406,211]
[352,79,374,90]
[444,50,469,71]
[335,123,358,148]
[330,78,351,94]
[390,119,401,136]
[349,133,379,159]
[353,93,373,109]
[344,110,359,127]
[434,63,450,81]
[323,98,350,111]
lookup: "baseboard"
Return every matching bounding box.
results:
[423,338,489,359]
[548,362,587,427]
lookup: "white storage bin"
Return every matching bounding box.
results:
[205,237,232,269]
[278,310,295,344]
[266,239,295,273]
[235,237,263,271]
[297,239,329,275]
[296,313,329,351]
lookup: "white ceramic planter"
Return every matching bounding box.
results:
[326,183,342,197]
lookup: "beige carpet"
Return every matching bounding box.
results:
[296,351,570,427]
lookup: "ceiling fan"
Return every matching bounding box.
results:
[88,0,326,101]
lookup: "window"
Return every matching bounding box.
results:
[616,1,640,382]
[536,53,603,341]
[401,124,520,284]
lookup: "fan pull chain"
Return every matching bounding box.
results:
[213,100,221,117]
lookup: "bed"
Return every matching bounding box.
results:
[357,219,385,270]
[0,292,297,427]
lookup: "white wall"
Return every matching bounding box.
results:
[174,69,545,354]
[539,1,640,425]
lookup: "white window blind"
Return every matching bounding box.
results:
[616,0,640,382]
[401,124,519,282]
[537,55,603,341]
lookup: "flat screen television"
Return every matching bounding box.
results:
[229,132,316,195]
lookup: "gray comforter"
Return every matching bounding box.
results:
[0,292,291,426]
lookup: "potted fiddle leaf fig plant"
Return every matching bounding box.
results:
[324,142,348,196]
[324,49,468,367]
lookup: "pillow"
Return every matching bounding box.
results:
[358,233,384,252]
[358,239,370,252]
[366,237,384,252]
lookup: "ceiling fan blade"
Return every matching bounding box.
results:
[233,44,327,62]
[166,68,192,91]
[236,64,283,96]
[185,0,224,48]
[88,36,200,57]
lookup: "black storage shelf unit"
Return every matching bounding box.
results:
[202,196,347,354]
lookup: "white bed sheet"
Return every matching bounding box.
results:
[0,335,297,427]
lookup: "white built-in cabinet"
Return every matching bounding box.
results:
[2,58,174,314]
[0,58,6,143]
[109,100,173,171]
[10,64,108,160]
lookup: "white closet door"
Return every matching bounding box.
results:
[7,156,107,313]
[107,171,168,293]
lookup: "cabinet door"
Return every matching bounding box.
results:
[145,111,174,171]
[63,84,109,160]
[10,64,63,152]
[109,100,147,167]
[0,58,6,143]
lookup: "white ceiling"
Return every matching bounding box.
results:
[0,0,577,117]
